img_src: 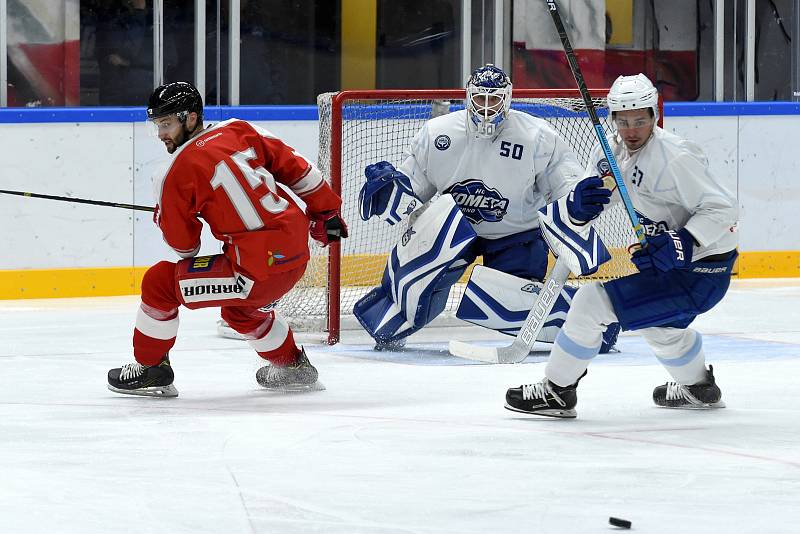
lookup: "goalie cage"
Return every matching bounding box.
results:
[276,89,663,344]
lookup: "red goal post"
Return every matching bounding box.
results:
[277,89,663,344]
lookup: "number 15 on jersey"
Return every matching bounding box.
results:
[210,147,290,230]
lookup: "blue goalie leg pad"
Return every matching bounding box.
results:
[353,195,477,344]
[455,265,621,350]
[353,283,412,343]
[354,262,469,344]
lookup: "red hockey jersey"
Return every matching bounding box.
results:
[153,119,341,280]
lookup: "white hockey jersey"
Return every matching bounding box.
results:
[398,109,582,239]
[586,126,738,261]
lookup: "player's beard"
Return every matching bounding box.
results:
[164,122,202,153]
[164,130,186,154]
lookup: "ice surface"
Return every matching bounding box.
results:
[1,279,799,533]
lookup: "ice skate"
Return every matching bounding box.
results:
[256,348,324,392]
[653,365,724,409]
[217,319,246,340]
[504,373,584,418]
[107,358,178,397]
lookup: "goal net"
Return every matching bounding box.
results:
[278,89,662,343]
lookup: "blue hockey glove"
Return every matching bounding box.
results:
[631,228,695,273]
[566,176,613,224]
[359,161,416,222]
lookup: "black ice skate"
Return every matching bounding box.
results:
[256,348,324,392]
[504,372,585,418]
[653,365,725,409]
[107,358,178,397]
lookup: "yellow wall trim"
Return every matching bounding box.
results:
[0,251,798,300]
[0,267,146,299]
[737,250,800,278]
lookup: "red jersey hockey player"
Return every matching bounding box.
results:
[107,81,347,397]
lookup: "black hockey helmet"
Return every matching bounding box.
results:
[147,81,203,122]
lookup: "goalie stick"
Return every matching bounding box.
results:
[448,257,570,364]
[0,189,155,212]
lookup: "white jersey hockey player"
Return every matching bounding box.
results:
[354,64,619,351]
[505,73,739,418]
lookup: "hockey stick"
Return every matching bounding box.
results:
[0,189,155,212]
[545,0,647,249]
[448,257,570,364]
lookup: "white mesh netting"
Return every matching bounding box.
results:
[278,91,638,337]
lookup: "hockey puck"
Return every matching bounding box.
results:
[609,517,632,529]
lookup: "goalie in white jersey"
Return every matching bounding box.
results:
[505,74,739,418]
[354,64,620,351]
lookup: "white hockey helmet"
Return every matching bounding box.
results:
[607,73,659,120]
[466,64,513,138]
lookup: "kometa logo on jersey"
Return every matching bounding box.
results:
[635,210,670,236]
[446,179,509,224]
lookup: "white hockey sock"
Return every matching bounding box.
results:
[248,312,290,353]
[545,283,618,387]
[135,304,179,340]
[642,328,708,384]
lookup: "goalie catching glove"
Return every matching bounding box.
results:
[309,210,349,246]
[359,161,419,225]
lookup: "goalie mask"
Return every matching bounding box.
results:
[466,64,512,138]
[607,74,659,121]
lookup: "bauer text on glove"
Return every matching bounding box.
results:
[631,228,695,273]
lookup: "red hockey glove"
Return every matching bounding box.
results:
[309,210,349,246]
